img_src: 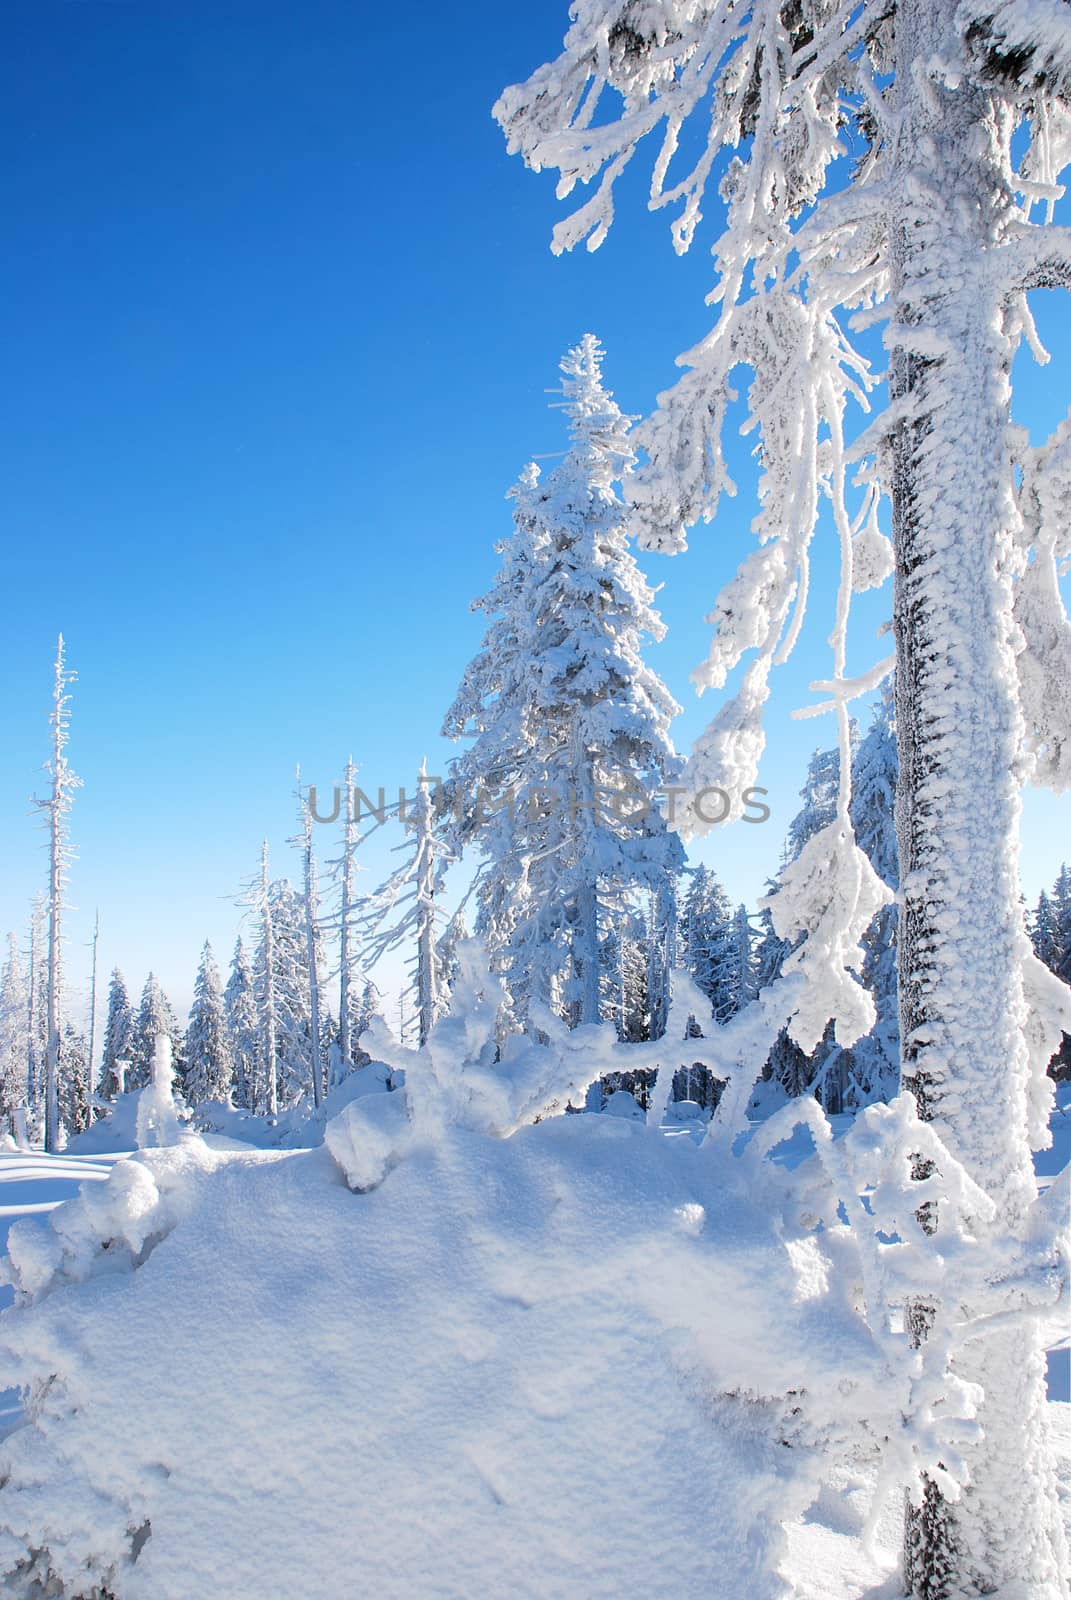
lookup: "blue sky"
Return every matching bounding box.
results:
[2,0,1068,1022]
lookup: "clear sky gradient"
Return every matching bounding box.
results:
[2,0,1068,1023]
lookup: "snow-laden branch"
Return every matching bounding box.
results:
[959,0,1071,98]
[1002,222,1071,291]
[796,652,896,719]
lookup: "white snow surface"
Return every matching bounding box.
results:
[0,1076,1065,1599]
[0,1112,904,1600]
[0,1056,1062,1593]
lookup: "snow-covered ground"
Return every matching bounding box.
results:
[0,1089,1065,1600]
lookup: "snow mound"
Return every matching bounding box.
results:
[602,1087,644,1120]
[664,1096,707,1122]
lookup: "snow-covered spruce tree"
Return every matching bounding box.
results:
[224,936,258,1110]
[761,749,845,1103]
[680,868,752,1105]
[135,1033,180,1149]
[184,942,234,1107]
[440,461,546,1029]
[598,905,662,1104]
[1045,864,1071,984]
[98,968,134,1101]
[359,770,451,1047]
[443,336,684,1032]
[763,706,898,1108]
[58,1022,90,1136]
[32,636,81,1151]
[129,974,183,1096]
[1031,864,1071,1076]
[497,8,1071,1593]
[682,865,734,1018]
[601,905,650,1042]
[724,902,758,1014]
[85,910,100,1103]
[1032,886,1062,973]
[259,879,317,1106]
[26,896,46,1126]
[1056,867,1071,973]
[849,682,900,1102]
[0,935,30,1135]
[436,907,470,1014]
[783,744,846,863]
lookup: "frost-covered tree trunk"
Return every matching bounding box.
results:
[26,898,44,1123]
[256,842,279,1119]
[296,779,326,1108]
[412,776,442,1047]
[890,6,1065,1589]
[337,756,360,1070]
[42,802,63,1151]
[35,637,80,1154]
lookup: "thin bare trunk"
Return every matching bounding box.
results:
[259,843,278,1120]
[86,912,100,1104]
[338,757,358,1068]
[297,778,325,1108]
[39,638,79,1154]
[414,776,440,1047]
